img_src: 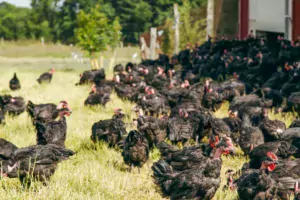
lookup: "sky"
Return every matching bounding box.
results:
[0,0,31,7]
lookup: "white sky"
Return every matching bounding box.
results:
[0,0,31,7]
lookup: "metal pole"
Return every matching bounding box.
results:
[285,0,289,40]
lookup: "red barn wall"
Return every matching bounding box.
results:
[239,0,249,39]
[293,0,300,40]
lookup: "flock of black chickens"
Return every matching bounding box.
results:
[1,35,300,199]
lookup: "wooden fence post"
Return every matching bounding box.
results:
[207,0,215,40]
[174,4,180,55]
[150,27,157,60]
[140,37,150,60]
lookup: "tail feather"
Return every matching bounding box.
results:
[278,177,300,189]
[152,160,174,194]
[35,121,47,145]
[156,142,178,158]
[26,101,35,118]
[152,160,173,177]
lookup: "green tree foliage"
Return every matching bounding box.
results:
[29,0,60,40]
[0,0,208,45]
[162,0,207,55]
[0,2,30,40]
[75,4,121,69]
[102,0,207,44]
[55,0,115,44]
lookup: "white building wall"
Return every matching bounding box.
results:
[249,0,285,34]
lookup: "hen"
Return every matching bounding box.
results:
[35,104,72,148]
[167,109,196,145]
[258,109,286,142]
[37,68,55,84]
[152,137,235,200]
[27,100,68,125]
[239,115,264,154]
[3,144,74,187]
[91,110,127,147]
[9,73,21,91]
[0,138,18,174]
[122,130,149,170]
[134,108,168,149]
[84,92,110,106]
[0,95,26,116]
[249,141,298,169]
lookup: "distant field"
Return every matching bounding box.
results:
[0,41,140,61]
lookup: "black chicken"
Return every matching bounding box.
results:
[0,95,26,116]
[218,79,245,101]
[84,92,110,106]
[27,100,68,125]
[35,104,72,148]
[236,155,280,200]
[76,70,98,85]
[229,94,264,125]
[91,110,127,147]
[167,109,196,145]
[156,142,179,163]
[236,152,300,200]
[114,82,136,100]
[248,141,298,169]
[0,138,18,175]
[122,130,149,170]
[290,118,300,128]
[223,110,242,144]
[208,117,231,139]
[152,137,235,200]
[258,109,286,142]
[9,73,21,91]
[90,83,113,95]
[3,144,74,187]
[157,137,233,172]
[134,108,168,149]
[202,91,223,111]
[239,115,264,154]
[37,68,55,84]
[0,109,5,124]
[280,128,300,151]
[138,89,170,117]
[92,68,106,85]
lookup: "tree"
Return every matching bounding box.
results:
[75,4,121,69]
[55,0,115,44]
[0,2,31,40]
[162,0,207,55]
[30,0,60,40]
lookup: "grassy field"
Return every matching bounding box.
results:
[0,41,140,60]
[0,57,295,200]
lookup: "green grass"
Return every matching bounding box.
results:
[0,59,296,200]
[0,41,140,60]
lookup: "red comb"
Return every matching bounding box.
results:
[215,136,219,143]
[267,152,278,161]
